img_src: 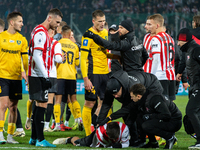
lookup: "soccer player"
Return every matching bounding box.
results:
[0,12,28,144]
[80,10,110,136]
[43,29,65,132]
[52,122,130,148]
[146,14,176,101]
[54,25,82,131]
[28,8,62,147]
[53,21,67,41]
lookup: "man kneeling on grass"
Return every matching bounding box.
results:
[53,122,129,148]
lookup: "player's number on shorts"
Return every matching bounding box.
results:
[165,43,175,62]
[44,90,48,99]
[62,50,74,65]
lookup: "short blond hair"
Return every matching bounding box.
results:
[149,14,164,27]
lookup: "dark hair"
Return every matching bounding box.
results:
[62,25,71,32]
[48,8,63,18]
[193,15,200,28]
[92,10,105,19]
[0,18,5,29]
[7,12,22,23]
[106,122,120,140]
[130,83,146,96]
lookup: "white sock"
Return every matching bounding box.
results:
[16,128,23,132]
[56,123,60,126]
[44,122,50,128]
[7,134,12,138]
[75,118,78,123]
[0,132,4,139]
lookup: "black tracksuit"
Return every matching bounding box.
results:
[91,31,149,74]
[177,40,200,143]
[108,93,182,141]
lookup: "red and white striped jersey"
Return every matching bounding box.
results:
[150,32,175,80]
[93,122,129,148]
[48,38,62,78]
[143,33,153,73]
[28,24,51,77]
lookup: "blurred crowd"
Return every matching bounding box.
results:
[0,0,199,41]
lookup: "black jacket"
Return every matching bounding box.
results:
[91,32,149,73]
[177,40,200,92]
[109,93,182,122]
[190,27,200,39]
[97,70,163,123]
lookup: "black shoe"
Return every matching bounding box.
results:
[141,141,159,148]
[164,135,177,149]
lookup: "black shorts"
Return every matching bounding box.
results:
[85,74,109,101]
[56,79,76,95]
[29,76,48,102]
[0,78,22,100]
[160,80,176,101]
[48,78,57,93]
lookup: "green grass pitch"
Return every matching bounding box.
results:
[1,94,195,149]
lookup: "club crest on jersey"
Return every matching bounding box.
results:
[83,39,88,46]
[17,40,21,45]
[9,40,14,43]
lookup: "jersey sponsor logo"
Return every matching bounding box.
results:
[152,44,158,48]
[83,39,88,46]
[61,43,76,49]
[131,44,143,51]
[3,39,6,42]
[16,40,21,45]
[1,48,20,54]
[9,40,14,43]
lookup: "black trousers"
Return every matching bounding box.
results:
[141,118,182,140]
[186,89,200,143]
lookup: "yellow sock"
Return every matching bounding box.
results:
[72,101,81,118]
[54,104,61,123]
[68,102,76,119]
[82,106,92,136]
[0,120,5,132]
[7,123,15,135]
[27,100,32,118]
[4,108,8,122]
[106,108,112,123]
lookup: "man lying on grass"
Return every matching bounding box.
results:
[53,121,129,148]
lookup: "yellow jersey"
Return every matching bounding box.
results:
[81,27,108,78]
[0,31,28,80]
[57,38,79,80]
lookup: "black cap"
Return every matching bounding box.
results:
[177,28,192,42]
[106,78,121,94]
[119,19,134,32]
[109,24,118,32]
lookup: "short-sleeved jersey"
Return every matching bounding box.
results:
[81,27,108,78]
[143,33,153,73]
[28,24,51,77]
[49,38,62,78]
[93,122,129,148]
[0,31,28,80]
[57,38,79,80]
[150,32,175,80]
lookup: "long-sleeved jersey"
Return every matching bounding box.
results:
[91,122,129,148]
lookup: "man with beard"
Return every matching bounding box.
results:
[28,8,62,147]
